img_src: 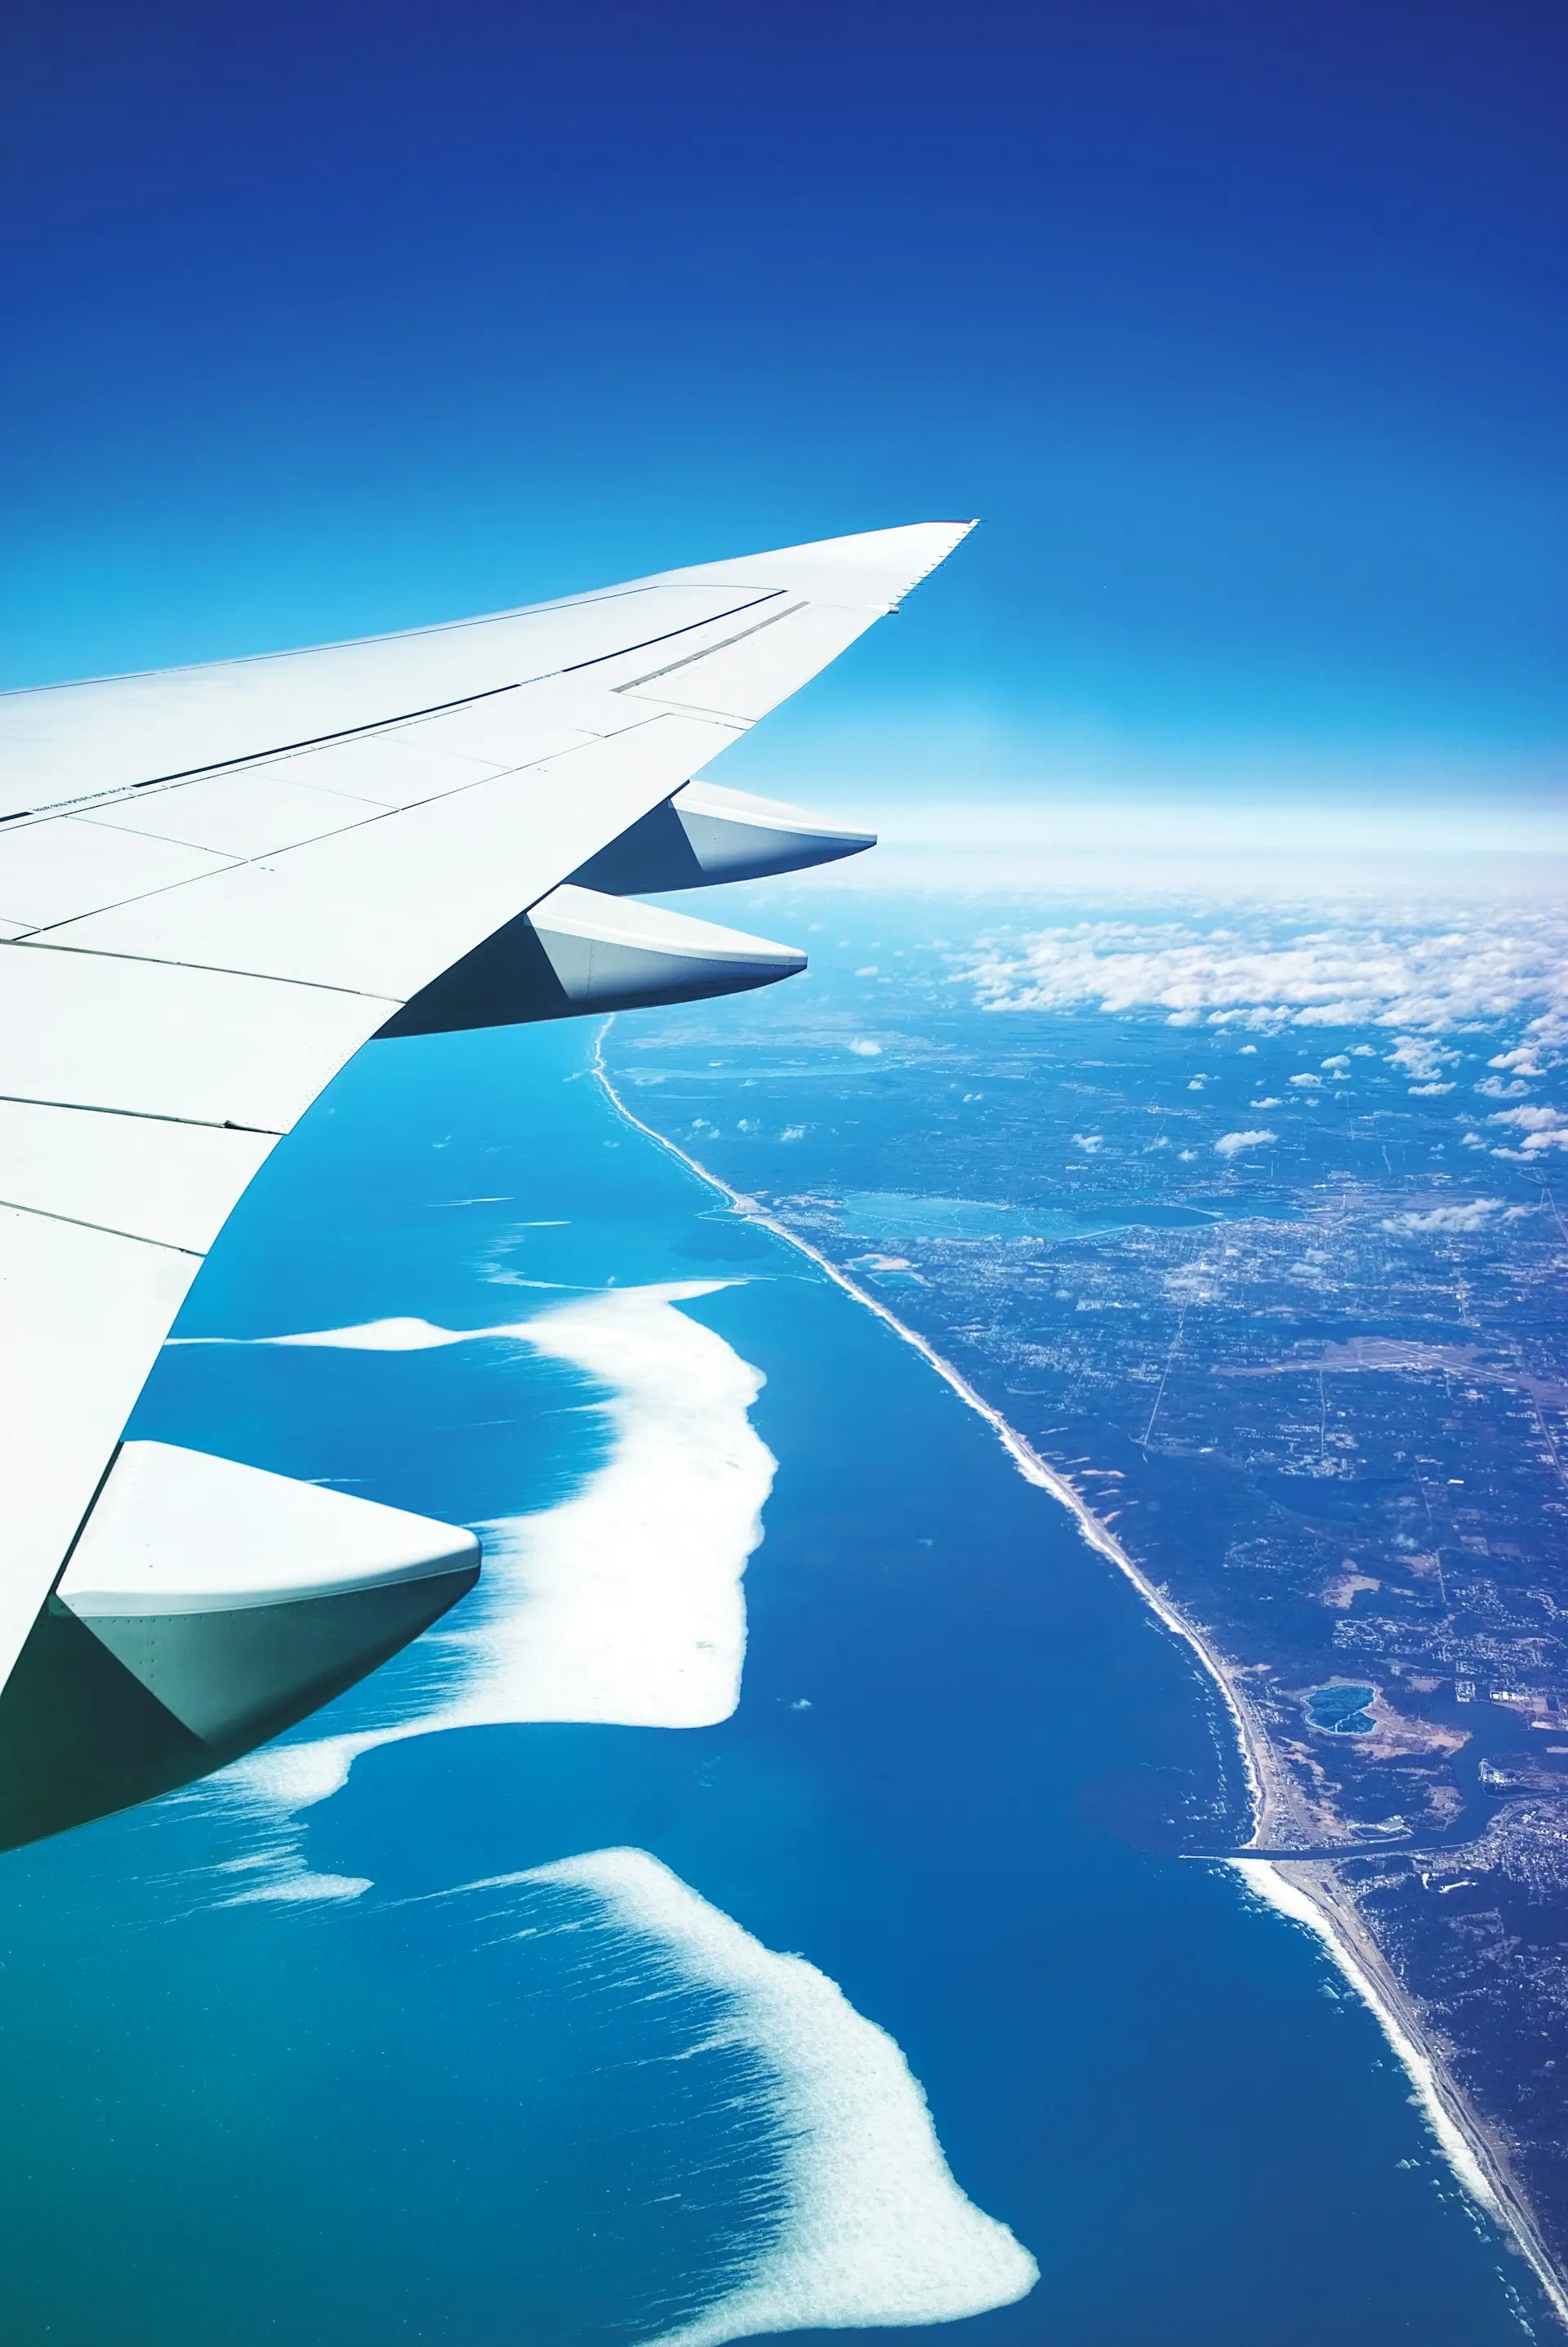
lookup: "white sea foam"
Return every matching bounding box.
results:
[208,1282,774,1891]
[524,1847,1038,2344]
[442,1283,772,1730]
[202,1303,1038,2341]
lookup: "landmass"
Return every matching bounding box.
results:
[598,895,1568,2320]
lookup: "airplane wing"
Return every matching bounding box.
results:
[0,519,972,1841]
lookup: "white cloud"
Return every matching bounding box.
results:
[846,1039,882,1058]
[1490,1046,1545,1076]
[1490,1106,1563,1129]
[1384,1199,1504,1235]
[855,965,880,978]
[1187,1076,1209,1091]
[1289,1072,1321,1089]
[1388,1035,1461,1080]
[1475,1075,1530,1098]
[1321,1054,1351,1071]
[1215,1129,1276,1156]
[1073,1132,1104,1154]
[1250,1096,1283,1108]
[1488,1104,1568,1157]
[964,910,1568,1035]
[1409,1081,1456,1095]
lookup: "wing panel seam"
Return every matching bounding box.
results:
[0,1092,281,1136]
[610,601,808,693]
[0,1194,204,1257]
[5,938,400,1001]
[0,590,782,829]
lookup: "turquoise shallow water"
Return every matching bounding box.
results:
[0,1018,1552,2343]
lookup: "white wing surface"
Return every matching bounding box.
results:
[0,522,973,1734]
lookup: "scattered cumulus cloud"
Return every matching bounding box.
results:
[1408,1081,1456,1096]
[1388,1035,1461,1080]
[846,1039,882,1058]
[1289,1072,1322,1089]
[1384,1199,1504,1235]
[1215,1129,1276,1156]
[1251,1096,1283,1108]
[1491,1045,1546,1076]
[1073,1132,1104,1154]
[1476,1075,1530,1098]
[1321,1054,1351,1071]
[964,912,1568,1035]
[1488,1105,1568,1157]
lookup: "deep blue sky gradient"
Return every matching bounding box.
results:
[2,0,1562,818]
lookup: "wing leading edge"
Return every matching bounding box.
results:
[0,519,973,1840]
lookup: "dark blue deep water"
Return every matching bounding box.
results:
[0,1018,1552,2344]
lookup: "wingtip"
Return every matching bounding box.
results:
[662,518,977,608]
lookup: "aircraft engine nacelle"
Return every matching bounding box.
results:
[0,1441,478,1850]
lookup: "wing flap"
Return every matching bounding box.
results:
[0,1102,276,1254]
[80,773,412,861]
[0,817,236,931]
[0,948,386,1129]
[39,715,737,994]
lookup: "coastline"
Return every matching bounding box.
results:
[1235,1856,1568,2331]
[590,1025,1568,2332]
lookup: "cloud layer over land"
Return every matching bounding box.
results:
[964,910,1568,1040]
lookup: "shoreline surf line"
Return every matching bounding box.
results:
[590,1024,1568,2330]
[1236,1858,1568,2335]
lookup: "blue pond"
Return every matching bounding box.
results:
[1307,1685,1379,1735]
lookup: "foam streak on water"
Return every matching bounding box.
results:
[521,1848,1039,2345]
[209,1281,773,1888]
[194,1294,1038,2339]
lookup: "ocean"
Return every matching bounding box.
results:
[0,986,1553,2344]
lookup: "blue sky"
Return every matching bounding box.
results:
[2,0,1562,843]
